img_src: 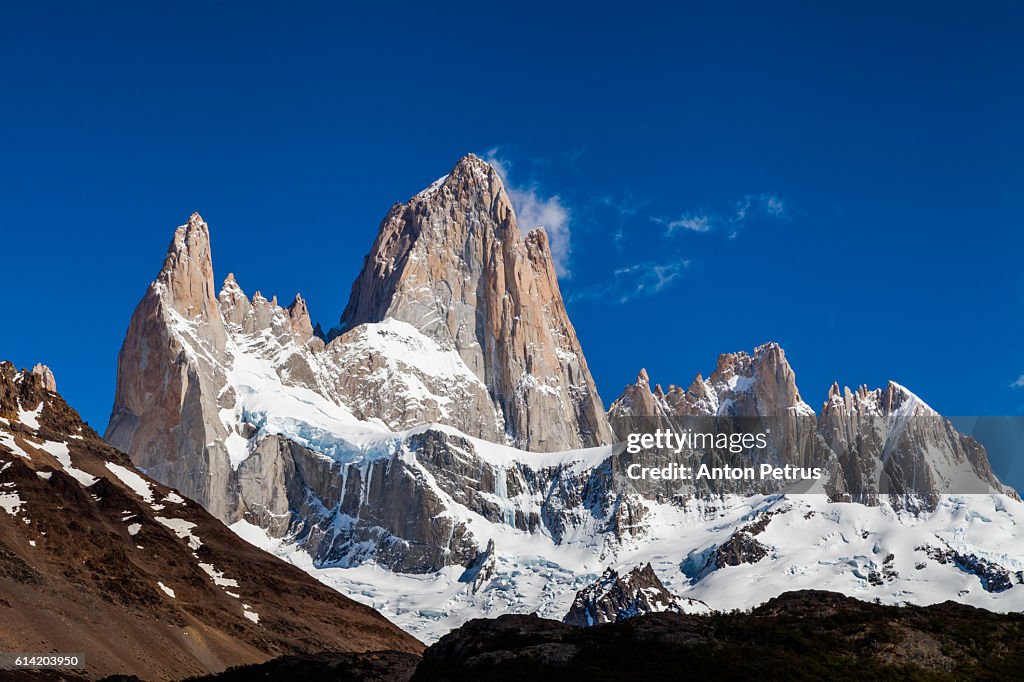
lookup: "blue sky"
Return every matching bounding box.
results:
[1,3,1022,481]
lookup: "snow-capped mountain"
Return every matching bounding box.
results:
[0,361,420,680]
[104,154,1023,643]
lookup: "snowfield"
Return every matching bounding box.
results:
[232,489,1024,642]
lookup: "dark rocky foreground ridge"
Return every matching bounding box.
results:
[160,590,1024,681]
[0,362,422,681]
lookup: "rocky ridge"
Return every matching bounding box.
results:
[563,563,709,626]
[607,343,1013,502]
[407,591,1024,681]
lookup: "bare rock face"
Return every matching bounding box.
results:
[339,154,613,452]
[106,213,235,520]
[609,342,824,499]
[287,293,315,339]
[609,342,814,423]
[606,369,671,422]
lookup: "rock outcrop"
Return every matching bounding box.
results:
[563,563,707,626]
[30,363,56,392]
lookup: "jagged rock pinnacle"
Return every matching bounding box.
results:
[157,212,219,322]
[31,363,56,392]
[288,293,314,338]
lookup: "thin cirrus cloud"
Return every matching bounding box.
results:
[657,192,788,237]
[485,150,573,278]
[666,214,711,233]
[613,261,689,302]
[580,191,790,305]
[1012,375,1024,389]
[571,260,690,304]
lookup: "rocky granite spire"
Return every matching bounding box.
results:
[339,153,613,451]
[106,212,234,519]
[609,342,814,424]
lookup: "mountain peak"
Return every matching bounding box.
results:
[412,154,502,202]
[451,152,494,174]
[337,156,612,451]
[156,212,218,321]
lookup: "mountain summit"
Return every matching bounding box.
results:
[341,153,613,451]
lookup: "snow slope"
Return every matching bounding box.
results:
[194,310,1024,642]
[231,490,1024,642]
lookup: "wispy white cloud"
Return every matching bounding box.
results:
[485,149,573,277]
[510,190,571,274]
[666,214,711,233]
[657,192,788,237]
[765,195,786,217]
[1012,375,1024,388]
[597,192,647,219]
[734,193,786,222]
[572,260,689,304]
[613,261,688,301]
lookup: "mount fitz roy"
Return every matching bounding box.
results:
[107,154,1024,641]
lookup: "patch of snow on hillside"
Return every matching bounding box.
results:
[0,432,30,459]
[0,490,23,516]
[199,562,239,588]
[105,462,153,503]
[155,516,202,550]
[18,406,42,430]
[41,441,97,486]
